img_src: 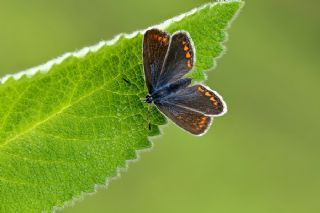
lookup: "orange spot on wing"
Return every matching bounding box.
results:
[182,41,187,45]
[209,95,219,108]
[197,116,207,129]
[184,46,189,51]
[197,86,204,92]
[162,37,168,43]
[186,52,191,59]
[205,91,211,97]
[187,60,192,68]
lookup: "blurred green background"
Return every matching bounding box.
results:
[1,0,319,212]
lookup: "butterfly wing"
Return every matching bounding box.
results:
[163,84,226,116]
[143,29,170,93]
[156,102,211,135]
[156,32,194,88]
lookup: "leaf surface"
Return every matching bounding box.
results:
[0,1,243,212]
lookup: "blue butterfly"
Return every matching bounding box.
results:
[143,29,226,135]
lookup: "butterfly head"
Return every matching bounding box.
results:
[145,94,153,104]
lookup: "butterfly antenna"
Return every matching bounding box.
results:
[122,77,131,84]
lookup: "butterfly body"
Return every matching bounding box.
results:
[143,29,226,135]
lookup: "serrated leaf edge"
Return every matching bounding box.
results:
[52,1,243,212]
[0,0,241,85]
[0,1,243,212]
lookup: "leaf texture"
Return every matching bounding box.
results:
[0,1,243,212]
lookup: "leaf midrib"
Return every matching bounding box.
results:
[0,73,121,149]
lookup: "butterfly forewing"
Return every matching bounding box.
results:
[164,84,226,115]
[143,29,170,93]
[156,32,194,88]
[156,103,211,135]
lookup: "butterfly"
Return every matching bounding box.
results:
[143,28,227,135]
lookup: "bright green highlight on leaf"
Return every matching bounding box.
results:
[0,1,242,212]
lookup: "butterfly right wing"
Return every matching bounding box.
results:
[163,84,226,116]
[143,29,170,93]
[156,102,211,135]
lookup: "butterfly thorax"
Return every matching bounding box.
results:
[145,94,153,104]
[145,77,192,104]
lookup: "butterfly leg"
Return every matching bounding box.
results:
[148,103,152,130]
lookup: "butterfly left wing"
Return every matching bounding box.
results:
[156,102,211,135]
[143,29,170,93]
[163,84,226,116]
[156,32,194,88]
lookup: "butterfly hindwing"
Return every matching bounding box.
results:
[156,32,194,88]
[163,84,226,116]
[143,29,170,93]
[156,103,211,135]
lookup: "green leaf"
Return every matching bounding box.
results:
[0,1,242,212]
